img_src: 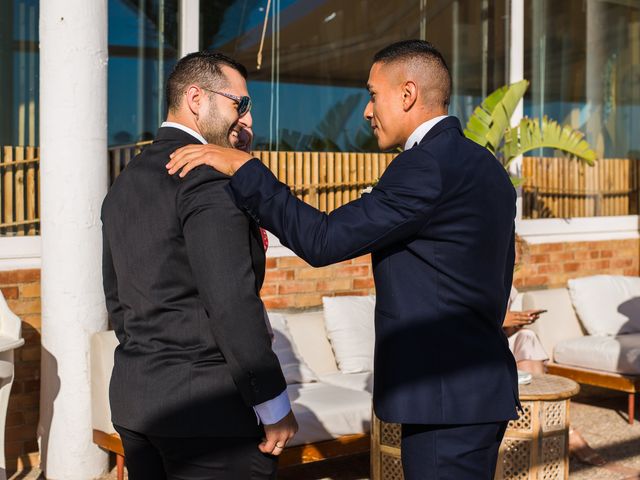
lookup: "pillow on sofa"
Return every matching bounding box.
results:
[268,313,319,384]
[322,295,375,373]
[568,275,640,335]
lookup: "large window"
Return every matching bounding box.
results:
[108,0,179,145]
[0,0,39,147]
[200,0,507,152]
[524,0,640,159]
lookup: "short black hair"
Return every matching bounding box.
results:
[373,40,452,108]
[166,51,248,112]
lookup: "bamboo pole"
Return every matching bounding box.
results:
[318,152,326,212]
[26,147,37,235]
[310,151,319,210]
[14,147,25,235]
[335,153,343,208]
[348,152,356,201]
[302,152,311,205]
[294,151,303,201]
[3,146,14,230]
[327,152,335,212]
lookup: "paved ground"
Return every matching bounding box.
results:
[11,386,640,480]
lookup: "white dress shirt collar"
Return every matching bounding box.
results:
[404,115,449,151]
[160,121,207,145]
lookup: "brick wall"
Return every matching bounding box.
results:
[261,255,374,309]
[0,270,41,473]
[513,239,639,290]
[0,237,636,474]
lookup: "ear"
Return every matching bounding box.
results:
[401,81,418,112]
[185,85,204,117]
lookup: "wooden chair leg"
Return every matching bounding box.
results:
[117,453,125,480]
[629,393,635,425]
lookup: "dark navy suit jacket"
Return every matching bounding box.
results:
[227,117,519,425]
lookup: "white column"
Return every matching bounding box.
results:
[38,1,109,478]
[179,0,200,57]
[509,0,525,219]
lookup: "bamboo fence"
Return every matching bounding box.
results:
[522,156,638,218]
[2,144,639,236]
[0,146,39,236]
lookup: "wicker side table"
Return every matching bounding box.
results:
[370,374,580,480]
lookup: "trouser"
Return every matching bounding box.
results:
[114,424,278,480]
[401,421,508,480]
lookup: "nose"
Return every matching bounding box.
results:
[363,101,373,122]
[240,110,253,129]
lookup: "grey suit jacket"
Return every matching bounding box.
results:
[101,126,286,437]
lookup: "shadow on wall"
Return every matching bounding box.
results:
[4,322,46,478]
[33,347,60,479]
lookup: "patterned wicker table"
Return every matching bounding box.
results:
[370,374,580,480]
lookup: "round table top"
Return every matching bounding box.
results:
[518,374,580,400]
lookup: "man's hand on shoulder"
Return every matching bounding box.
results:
[259,410,298,456]
[166,144,253,178]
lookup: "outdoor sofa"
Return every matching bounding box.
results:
[91,296,377,479]
[520,275,640,424]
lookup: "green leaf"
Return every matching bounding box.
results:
[464,80,530,151]
[503,116,597,165]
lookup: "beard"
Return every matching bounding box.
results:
[199,108,234,147]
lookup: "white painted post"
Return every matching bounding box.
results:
[179,0,201,57]
[38,1,109,478]
[510,0,525,219]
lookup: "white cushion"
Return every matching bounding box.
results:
[568,275,640,335]
[554,334,640,375]
[286,382,372,446]
[322,295,375,373]
[522,288,586,360]
[318,372,373,394]
[90,330,118,434]
[284,310,339,375]
[268,313,318,384]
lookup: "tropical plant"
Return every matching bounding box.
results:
[463,80,597,178]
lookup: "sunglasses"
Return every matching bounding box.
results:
[203,88,252,117]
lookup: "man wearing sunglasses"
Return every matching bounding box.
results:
[101,51,297,480]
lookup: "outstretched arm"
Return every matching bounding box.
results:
[168,144,443,267]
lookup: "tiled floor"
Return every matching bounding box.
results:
[12,385,640,480]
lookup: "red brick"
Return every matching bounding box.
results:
[294,294,323,308]
[0,270,40,284]
[0,286,19,300]
[18,347,40,363]
[549,252,575,262]
[528,254,550,264]
[611,258,634,269]
[354,278,375,289]
[264,269,295,282]
[276,257,307,268]
[563,262,581,273]
[334,265,370,277]
[278,281,317,295]
[624,268,639,276]
[5,412,24,428]
[295,267,335,280]
[522,276,549,287]
[259,284,277,296]
[538,243,564,253]
[265,258,278,269]
[262,297,294,310]
[5,425,37,442]
[18,283,39,299]
[589,251,601,259]
[350,255,371,265]
[6,299,40,316]
[334,290,370,297]
[317,279,352,292]
[537,264,563,274]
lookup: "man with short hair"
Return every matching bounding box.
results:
[168,40,519,479]
[101,51,297,480]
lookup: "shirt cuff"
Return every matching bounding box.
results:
[253,389,291,425]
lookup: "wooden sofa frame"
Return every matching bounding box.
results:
[93,430,370,480]
[546,362,639,424]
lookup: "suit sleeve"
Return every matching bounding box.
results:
[227,151,443,267]
[102,221,126,343]
[176,167,287,408]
